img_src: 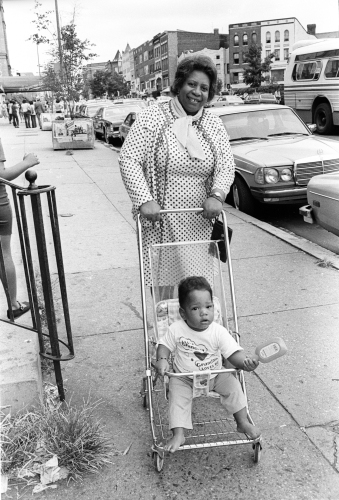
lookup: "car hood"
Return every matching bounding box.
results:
[233,135,339,167]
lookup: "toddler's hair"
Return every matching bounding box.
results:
[178,276,212,308]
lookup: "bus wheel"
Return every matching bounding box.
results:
[314,103,333,135]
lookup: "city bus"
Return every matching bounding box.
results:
[284,38,339,134]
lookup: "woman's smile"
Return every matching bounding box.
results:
[178,70,210,115]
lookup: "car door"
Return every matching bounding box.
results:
[93,108,102,133]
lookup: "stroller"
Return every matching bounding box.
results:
[138,208,262,471]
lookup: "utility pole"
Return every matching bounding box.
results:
[54,0,63,79]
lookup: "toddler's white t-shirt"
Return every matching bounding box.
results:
[159,319,242,377]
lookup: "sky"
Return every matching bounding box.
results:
[3,0,339,74]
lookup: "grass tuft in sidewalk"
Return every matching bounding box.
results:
[1,397,115,483]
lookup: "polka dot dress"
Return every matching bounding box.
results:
[119,102,235,286]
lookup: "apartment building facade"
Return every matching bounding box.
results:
[132,29,228,95]
[228,17,317,87]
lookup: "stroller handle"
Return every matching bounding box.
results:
[158,208,203,215]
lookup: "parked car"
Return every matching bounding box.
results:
[119,110,142,142]
[78,100,112,118]
[209,104,339,215]
[299,173,339,236]
[206,95,244,108]
[244,93,278,105]
[92,105,143,143]
[112,99,146,109]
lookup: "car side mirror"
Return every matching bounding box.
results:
[307,124,317,134]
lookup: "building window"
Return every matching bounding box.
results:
[274,49,280,61]
[162,58,168,71]
[234,35,239,46]
[216,55,220,60]
[216,63,220,72]
[252,32,257,43]
[161,42,168,55]
[275,30,280,42]
[233,72,239,84]
[266,50,271,58]
[144,65,148,75]
[139,54,142,64]
[233,52,239,64]
[284,48,289,60]
[243,34,248,45]
[266,31,271,43]
[144,51,148,61]
[148,50,153,59]
[284,30,289,42]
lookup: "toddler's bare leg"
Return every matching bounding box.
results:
[164,427,185,453]
[234,407,261,439]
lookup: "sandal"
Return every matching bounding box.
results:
[7,301,30,319]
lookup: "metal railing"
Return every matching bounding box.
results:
[0,170,74,400]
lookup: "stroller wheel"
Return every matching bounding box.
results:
[152,451,164,472]
[253,441,262,463]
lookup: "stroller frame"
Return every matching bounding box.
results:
[137,208,262,471]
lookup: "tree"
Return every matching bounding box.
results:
[30,3,97,116]
[88,70,129,98]
[242,43,274,88]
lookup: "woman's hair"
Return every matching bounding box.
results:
[171,55,218,101]
[178,276,212,308]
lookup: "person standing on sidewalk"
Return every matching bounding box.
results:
[19,102,24,123]
[0,141,40,318]
[34,98,45,129]
[21,99,31,128]
[7,101,13,125]
[11,101,20,128]
[29,101,37,128]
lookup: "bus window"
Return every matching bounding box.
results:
[325,58,339,78]
[293,61,322,81]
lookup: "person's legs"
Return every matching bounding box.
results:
[31,115,37,128]
[36,113,42,128]
[24,113,30,128]
[212,372,260,439]
[0,234,19,309]
[167,375,193,452]
[12,114,19,127]
[8,113,12,124]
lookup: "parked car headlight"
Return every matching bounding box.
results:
[280,168,293,181]
[264,168,279,184]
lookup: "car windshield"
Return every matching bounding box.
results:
[219,108,309,142]
[87,105,106,117]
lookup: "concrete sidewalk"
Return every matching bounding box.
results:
[1,119,339,499]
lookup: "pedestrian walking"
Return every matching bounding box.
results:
[119,55,235,296]
[11,101,20,128]
[19,102,24,122]
[29,101,37,128]
[7,101,13,124]
[0,141,39,318]
[21,99,31,128]
[34,98,45,129]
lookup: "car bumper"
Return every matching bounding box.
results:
[251,186,307,204]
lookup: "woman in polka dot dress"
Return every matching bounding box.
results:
[119,56,235,289]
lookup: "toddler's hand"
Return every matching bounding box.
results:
[243,356,259,372]
[155,358,169,376]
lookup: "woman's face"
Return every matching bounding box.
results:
[178,70,210,115]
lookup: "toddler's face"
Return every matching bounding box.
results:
[180,289,214,331]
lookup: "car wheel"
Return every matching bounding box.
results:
[314,103,333,135]
[104,128,110,144]
[232,176,257,215]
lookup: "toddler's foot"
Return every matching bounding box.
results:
[164,430,185,453]
[237,420,261,440]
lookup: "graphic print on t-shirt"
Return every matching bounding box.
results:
[179,336,220,371]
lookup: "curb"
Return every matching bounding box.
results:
[226,205,339,270]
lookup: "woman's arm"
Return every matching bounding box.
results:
[0,153,40,182]
[212,120,236,195]
[119,110,157,212]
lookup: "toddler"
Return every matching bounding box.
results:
[155,276,261,453]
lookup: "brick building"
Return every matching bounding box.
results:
[132,29,228,95]
[228,17,317,87]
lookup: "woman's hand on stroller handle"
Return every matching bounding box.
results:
[140,200,162,222]
[201,197,223,220]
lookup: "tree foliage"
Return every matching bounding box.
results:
[29,2,97,115]
[88,70,129,98]
[242,43,274,88]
